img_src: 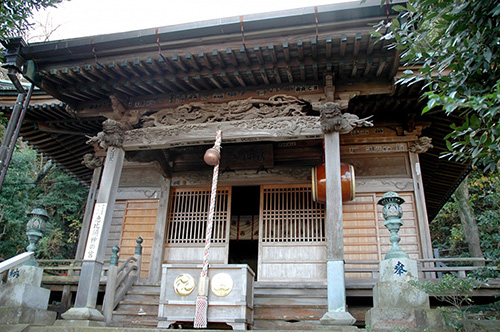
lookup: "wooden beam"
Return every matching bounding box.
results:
[272,67,282,84]
[134,59,154,76]
[84,65,108,81]
[212,49,226,68]
[226,48,238,67]
[124,116,322,150]
[340,34,347,57]
[121,60,141,77]
[285,66,294,83]
[254,45,264,65]
[112,82,135,96]
[232,70,247,87]
[367,35,376,55]
[246,69,258,85]
[183,75,201,90]
[300,64,306,81]
[376,56,387,77]
[108,62,130,79]
[40,70,65,85]
[50,69,74,84]
[146,78,170,93]
[240,46,251,66]
[283,42,290,62]
[297,40,304,60]
[193,74,211,90]
[169,77,189,92]
[198,51,213,69]
[130,80,154,94]
[326,36,332,58]
[207,73,223,89]
[351,61,358,77]
[311,38,317,60]
[158,56,177,74]
[157,77,178,92]
[135,80,157,95]
[219,71,234,88]
[172,54,188,72]
[259,68,270,85]
[78,66,98,82]
[312,63,318,81]
[363,57,373,77]
[268,43,277,64]
[389,49,401,79]
[353,33,361,57]
[185,52,201,71]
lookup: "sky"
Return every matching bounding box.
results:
[30,0,354,41]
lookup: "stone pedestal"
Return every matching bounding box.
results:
[365,258,445,330]
[0,265,56,325]
[57,307,106,327]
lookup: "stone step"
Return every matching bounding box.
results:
[24,326,363,331]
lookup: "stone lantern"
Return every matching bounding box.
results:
[25,208,49,266]
[378,192,409,260]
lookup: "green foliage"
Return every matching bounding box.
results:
[431,168,500,260]
[0,0,63,43]
[0,143,88,260]
[410,274,479,330]
[376,0,500,171]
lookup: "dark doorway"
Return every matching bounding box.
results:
[229,186,260,277]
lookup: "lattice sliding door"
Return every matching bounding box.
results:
[259,184,326,282]
[164,187,231,264]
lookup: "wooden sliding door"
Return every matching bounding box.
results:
[258,184,326,282]
[164,187,232,265]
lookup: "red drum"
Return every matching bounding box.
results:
[312,163,355,203]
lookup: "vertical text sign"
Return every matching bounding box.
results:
[83,203,107,261]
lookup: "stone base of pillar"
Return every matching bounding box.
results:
[60,307,105,324]
[320,311,357,326]
[54,319,106,327]
[365,308,446,330]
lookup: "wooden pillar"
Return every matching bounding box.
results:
[75,165,102,260]
[408,137,435,278]
[149,178,171,283]
[62,120,125,322]
[319,102,356,326]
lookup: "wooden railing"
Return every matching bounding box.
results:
[103,237,143,323]
[345,257,495,280]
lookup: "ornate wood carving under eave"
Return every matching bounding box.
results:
[81,153,103,169]
[86,119,125,149]
[319,102,373,134]
[139,94,310,127]
[123,116,322,150]
[409,136,433,154]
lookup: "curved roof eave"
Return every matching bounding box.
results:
[20,0,404,63]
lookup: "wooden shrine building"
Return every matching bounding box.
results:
[0,0,471,328]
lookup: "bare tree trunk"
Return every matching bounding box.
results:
[455,175,485,266]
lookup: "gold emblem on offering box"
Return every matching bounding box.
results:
[173,273,195,296]
[211,273,233,297]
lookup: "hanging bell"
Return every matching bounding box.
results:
[204,147,220,166]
